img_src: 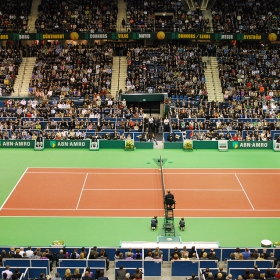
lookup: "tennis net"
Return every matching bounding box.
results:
[159,155,166,204]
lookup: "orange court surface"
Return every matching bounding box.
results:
[1,168,279,218]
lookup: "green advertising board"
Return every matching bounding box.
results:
[229,141,273,149]
[0,140,35,148]
[44,139,91,148]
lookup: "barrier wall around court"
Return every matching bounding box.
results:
[0,139,276,150]
[3,259,50,274]
[115,260,162,276]
[59,259,106,270]
[227,260,274,271]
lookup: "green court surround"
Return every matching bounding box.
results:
[0,148,279,247]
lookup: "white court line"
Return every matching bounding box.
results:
[162,168,280,170]
[235,174,255,210]
[0,216,279,218]
[83,188,242,191]
[2,208,163,211]
[76,173,88,209]
[28,167,159,169]
[0,168,28,210]
[164,172,280,175]
[25,171,280,175]
[28,167,280,170]
[26,172,160,175]
[3,168,278,214]
[83,188,162,191]
[2,208,280,211]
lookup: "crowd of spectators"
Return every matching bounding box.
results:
[169,97,279,141]
[0,246,111,278]
[217,44,280,104]
[0,96,148,140]
[211,0,280,33]
[0,41,279,141]
[28,43,113,100]
[126,44,207,97]
[0,46,22,96]
[125,0,209,32]
[0,37,279,142]
[1,246,280,280]
[36,0,118,33]
[0,0,32,33]
[165,43,280,141]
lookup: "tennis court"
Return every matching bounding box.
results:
[1,167,279,218]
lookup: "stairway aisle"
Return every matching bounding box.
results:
[13,57,36,97]
[28,0,41,33]
[111,57,127,98]
[116,0,127,32]
[202,56,224,102]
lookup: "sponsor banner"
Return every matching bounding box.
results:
[0,140,34,148]
[45,140,90,148]
[1,32,278,42]
[230,141,273,149]
[174,33,213,40]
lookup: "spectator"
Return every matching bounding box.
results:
[152,247,163,258]
[201,252,209,260]
[133,249,142,260]
[125,248,134,258]
[188,273,199,280]
[97,249,109,270]
[25,247,34,258]
[0,250,12,265]
[215,268,227,280]
[2,266,12,279]
[70,249,80,259]
[85,267,93,278]
[274,269,280,279]
[145,252,153,260]
[227,274,233,280]
[171,247,181,260]
[267,254,277,268]
[125,252,134,260]
[73,269,82,279]
[56,249,66,266]
[80,247,88,258]
[97,270,108,280]
[13,249,22,258]
[117,266,127,280]
[180,252,189,260]
[124,273,130,280]
[209,252,219,260]
[251,265,261,279]
[51,273,61,280]
[64,269,72,280]
[243,270,250,280]
[90,246,99,259]
[242,248,250,260]
[82,271,92,280]
[206,272,215,280]
[265,269,274,279]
